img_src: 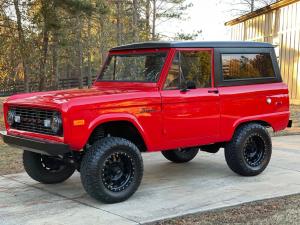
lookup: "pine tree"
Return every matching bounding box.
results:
[0,0,194,94]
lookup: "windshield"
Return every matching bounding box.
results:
[98,52,167,82]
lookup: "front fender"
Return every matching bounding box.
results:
[69,112,150,151]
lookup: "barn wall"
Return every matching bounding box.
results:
[229,1,300,105]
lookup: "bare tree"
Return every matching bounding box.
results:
[115,0,122,45]
[152,0,156,40]
[148,0,192,40]
[87,17,92,87]
[13,0,29,92]
[132,0,139,42]
[75,13,83,89]
[52,30,59,88]
[1,0,196,94]
[227,0,277,15]
[145,0,151,40]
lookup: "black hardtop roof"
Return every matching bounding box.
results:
[111,41,273,51]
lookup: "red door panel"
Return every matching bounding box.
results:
[160,48,220,149]
[161,89,220,148]
[218,82,290,141]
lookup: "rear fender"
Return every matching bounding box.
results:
[229,112,290,140]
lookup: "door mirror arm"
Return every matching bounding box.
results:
[180,80,197,92]
[180,80,189,92]
[180,87,189,93]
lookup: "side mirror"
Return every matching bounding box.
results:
[180,80,188,92]
[180,80,196,92]
[186,81,196,89]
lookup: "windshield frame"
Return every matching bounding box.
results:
[95,48,170,84]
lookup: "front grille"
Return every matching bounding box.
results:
[10,107,62,136]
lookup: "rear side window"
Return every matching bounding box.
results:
[222,53,275,80]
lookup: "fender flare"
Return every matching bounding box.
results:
[86,113,150,150]
[223,112,289,142]
[230,115,274,139]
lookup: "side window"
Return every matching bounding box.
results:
[164,50,212,89]
[221,53,275,80]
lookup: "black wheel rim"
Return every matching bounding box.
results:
[40,155,66,173]
[243,135,266,167]
[101,152,134,192]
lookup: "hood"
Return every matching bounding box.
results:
[6,87,135,108]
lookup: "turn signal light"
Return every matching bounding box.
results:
[73,120,85,126]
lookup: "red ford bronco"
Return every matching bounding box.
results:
[2,41,291,203]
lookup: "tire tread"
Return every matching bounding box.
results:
[23,151,75,184]
[80,137,143,203]
[225,123,272,176]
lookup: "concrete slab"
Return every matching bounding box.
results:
[0,176,138,225]
[1,135,300,225]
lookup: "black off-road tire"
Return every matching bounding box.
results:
[80,137,143,203]
[23,151,75,184]
[225,123,272,176]
[161,148,199,163]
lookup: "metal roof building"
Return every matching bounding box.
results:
[225,0,300,104]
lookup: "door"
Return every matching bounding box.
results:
[160,48,220,149]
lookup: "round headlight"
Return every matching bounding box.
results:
[7,109,16,126]
[51,113,62,134]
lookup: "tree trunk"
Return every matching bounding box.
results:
[75,14,83,89]
[99,17,108,68]
[132,0,138,42]
[146,0,150,40]
[52,31,59,89]
[99,18,104,64]
[87,18,92,87]
[13,0,29,92]
[39,23,49,91]
[116,0,122,45]
[250,0,254,12]
[152,0,156,40]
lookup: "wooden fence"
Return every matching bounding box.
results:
[0,76,97,97]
